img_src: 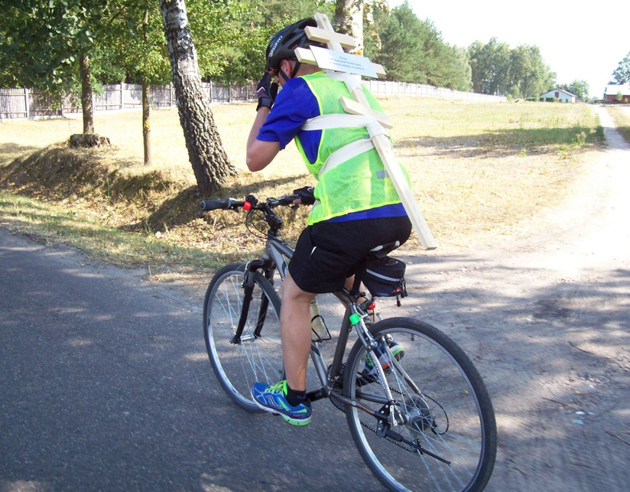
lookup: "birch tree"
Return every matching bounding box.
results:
[334,0,364,54]
[159,0,236,195]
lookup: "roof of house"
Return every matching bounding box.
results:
[605,84,630,96]
[540,88,577,98]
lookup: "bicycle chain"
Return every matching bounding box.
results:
[330,377,419,455]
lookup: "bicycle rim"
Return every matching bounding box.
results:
[204,264,284,412]
[344,318,496,492]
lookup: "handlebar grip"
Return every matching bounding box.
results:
[200,199,244,211]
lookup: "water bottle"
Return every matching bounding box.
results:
[310,298,327,341]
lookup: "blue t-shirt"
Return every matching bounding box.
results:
[257,76,406,222]
[257,77,321,163]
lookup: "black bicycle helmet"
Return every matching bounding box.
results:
[265,18,318,72]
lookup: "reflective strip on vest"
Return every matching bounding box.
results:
[318,138,375,177]
[302,114,390,178]
[301,113,388,137]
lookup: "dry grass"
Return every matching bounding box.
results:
[0,97,603,277]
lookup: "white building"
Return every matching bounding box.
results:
[539,88,577,103]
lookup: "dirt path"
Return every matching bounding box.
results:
[389,105,629,491]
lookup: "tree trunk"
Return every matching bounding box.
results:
[159,0,237,196]
[334,0,364,55]
[80,53,95,134]
[142,80,151,166]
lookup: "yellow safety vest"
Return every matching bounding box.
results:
[295,72,409,225]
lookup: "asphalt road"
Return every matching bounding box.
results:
[0,231,382,492]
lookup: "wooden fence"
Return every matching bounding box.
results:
[0,80,505,120]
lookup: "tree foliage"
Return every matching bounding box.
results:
[509,45,555,99]
[468,38,511,95]
[103,1,173,165]
[104,1,171,85]
[610,51,630,84]
[561,80,589,100]
[365,1,471,91]
[2,0,566,115]
[468,38,555,98]
[0,0,118,133]
[188,0,330,84]
[0,1,112,94]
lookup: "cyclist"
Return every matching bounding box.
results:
[247,18,412,426]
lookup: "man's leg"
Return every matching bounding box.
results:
[280,272,316,392]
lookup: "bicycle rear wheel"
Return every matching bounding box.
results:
[343,318,496,492]
[204,263,284,412]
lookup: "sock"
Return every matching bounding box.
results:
[286,384,309,407]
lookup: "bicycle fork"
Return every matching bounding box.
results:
[231,263,269,345]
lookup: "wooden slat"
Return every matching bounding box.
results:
[340,97,393,129]
[304,26,356,49]
[295,47,318,65]
[313,13,343,51]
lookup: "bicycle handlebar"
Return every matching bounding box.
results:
[200,194,300,212]
[200,198,245,211]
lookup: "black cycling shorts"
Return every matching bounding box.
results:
[288,215,412,294]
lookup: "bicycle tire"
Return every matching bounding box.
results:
[343,318,497,492]
[203,263,284,413]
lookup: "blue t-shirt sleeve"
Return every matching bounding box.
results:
[256,77,321,163]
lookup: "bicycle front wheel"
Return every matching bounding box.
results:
[203,263,284,413]
[344,318,496,492]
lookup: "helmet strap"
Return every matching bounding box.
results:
[290,61,302,78]
[278,67,290,84]
[278,59,302,84]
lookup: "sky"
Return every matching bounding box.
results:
[388,0,630,98]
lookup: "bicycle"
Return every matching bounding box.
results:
[201,194,497,492]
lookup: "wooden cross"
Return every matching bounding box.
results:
[295,13,438,250]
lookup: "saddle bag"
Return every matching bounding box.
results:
[363,256,407,304]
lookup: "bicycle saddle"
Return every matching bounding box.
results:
[367,241,401,259]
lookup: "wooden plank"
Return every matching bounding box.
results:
[340,97,393,129]
[304,26,356,50]
[371,63,386,78]
[373,134,438,250]
[341,94,437,249]
[295,47,319,66]
[313,13,343,51]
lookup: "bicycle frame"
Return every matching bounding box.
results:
[242,231,402,423]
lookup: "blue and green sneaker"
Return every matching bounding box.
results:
[251,380,312,426]
[363,337,405,378]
